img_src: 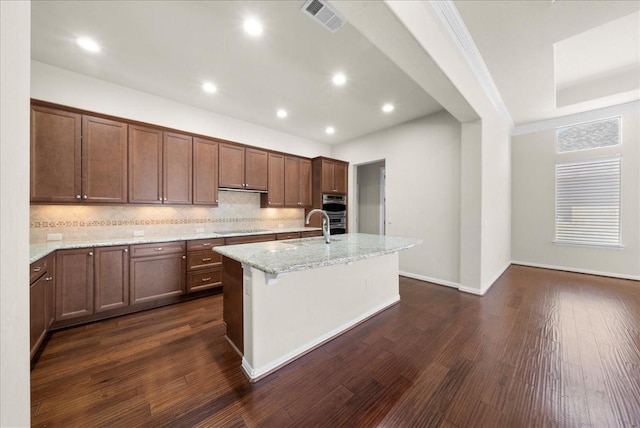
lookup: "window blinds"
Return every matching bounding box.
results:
[555,157,621,246]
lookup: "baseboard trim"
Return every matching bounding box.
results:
[399,271,460,289]
[241,295,401,382]
[511,260,640,281]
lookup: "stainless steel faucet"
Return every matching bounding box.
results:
[305,209,331,243]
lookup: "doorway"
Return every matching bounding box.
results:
[356,160,386,235]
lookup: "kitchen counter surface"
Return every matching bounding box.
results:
[29,227,320,263]
[214,233,421,275]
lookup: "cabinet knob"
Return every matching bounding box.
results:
[88,251,93,256]
[164,197,167,201]
[182,255,186,260]
[155,247,163,251]
[45,276,53,281]
[158,197,162,201]
[123,248,128,253]
[83,195,88,199]
[215,199,218,203]
[76,195,81,199]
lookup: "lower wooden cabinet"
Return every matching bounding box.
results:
[129,241,186,305]
[94,245,129,312]
[55,248,94,321]
[186,238,224,293]
[30,254,55,360]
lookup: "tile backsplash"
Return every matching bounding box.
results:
[30,191,304,243]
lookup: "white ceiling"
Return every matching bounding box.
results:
[454,0,640,126]
[30,1,443,145]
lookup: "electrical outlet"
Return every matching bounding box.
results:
[195,227,204,233]
[47,233,62,241]
[133,230,144,237]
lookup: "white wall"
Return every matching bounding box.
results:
[31,61,330,159]
[512,108,640,279]
[332,111,461,286]
[0,1,31,426]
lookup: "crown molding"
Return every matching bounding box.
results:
[429,0,514,129]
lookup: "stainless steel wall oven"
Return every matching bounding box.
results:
[322,194,346,235]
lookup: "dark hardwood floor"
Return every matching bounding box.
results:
[31,265,640,427]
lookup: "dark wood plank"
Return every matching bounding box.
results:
[31,266,640,427]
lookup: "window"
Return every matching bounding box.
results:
[555,158,621,246]
[555,117,622,247]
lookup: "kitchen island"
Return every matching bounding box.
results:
[214,233,421,381]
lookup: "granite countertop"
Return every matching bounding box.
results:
[29,227,319,263]
[214,233,422,275]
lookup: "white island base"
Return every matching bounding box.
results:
[240,252,400,381]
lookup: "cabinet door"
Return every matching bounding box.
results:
[284,156,300,207]
[193,137,219,205]
[30,275,48,359]
[31,106,81,202]
[82,116,128,203]
[94,246,129,313]
[130,253,186,305]
[163,132,192,204]
[245,148,268,191]
[321,159,335,193]
[299,158,312,207]
[129,125,162,204]
[56,248,94,320]
[334,162,348,194]
[218,143,245,189]
[265,153,284,207]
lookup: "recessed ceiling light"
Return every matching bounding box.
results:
[332,72,346,86]
[202,82,217,94]
[382,103,395,113]
[243,18,263,37]
[325,126,335,135]
[76,37,101,53]
[276,109,288,118]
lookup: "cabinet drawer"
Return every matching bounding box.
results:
[276,232,301,240]
[187,250,222,271]
[187,238,225,251]
[187,268,222,293]
[225,234,275,245]
[300,230,323,238]
[129,241,185,258]
[30,257,48,283]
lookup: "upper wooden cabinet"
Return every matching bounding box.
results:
[128,126,192,204]
[193,137,219,205]
[261,153,285,207]
[313,157,348,195]
[31,106,127,203]
[219,143,268,191]
[283,156,312,208]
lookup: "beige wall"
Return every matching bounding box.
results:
[512,108,640,279]
[332,111,462,286]
[0,1,31,425]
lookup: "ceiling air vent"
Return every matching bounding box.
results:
[301,0,346,33]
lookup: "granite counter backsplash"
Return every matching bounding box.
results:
[30,191,304,243]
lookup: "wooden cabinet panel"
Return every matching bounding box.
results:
[94,246,129,313]
[45,256,56,329]
[82,116,128,203]
[30,274,48,359]
[187,250,222,271]
[245,148,268,191]
[224,234,275,245]
[30,106,81,202]
[276,232,301,240]
[56,248,94,320]
[219,143,245,189]
[321,159,335,194]
[193,137,219,205]
[187,269,222,293]
[30,257,48,284]
[186,238,224,251]
[263,153,284,207]
[163,132,192,204]
[300,230,323,238]
[300,158,312,207]
[129,125,163,204]
[130,253,186,305]
[130,241,185,258]
[334,162,348,194]
[222,256,244,353]
[284,156,301,207]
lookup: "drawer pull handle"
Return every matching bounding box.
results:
[202,257,212,262]
[201,277,212,282]
[155,247,163,251]
[45,276,53,281]
[33,267,42,272]
[202,243,211,247]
